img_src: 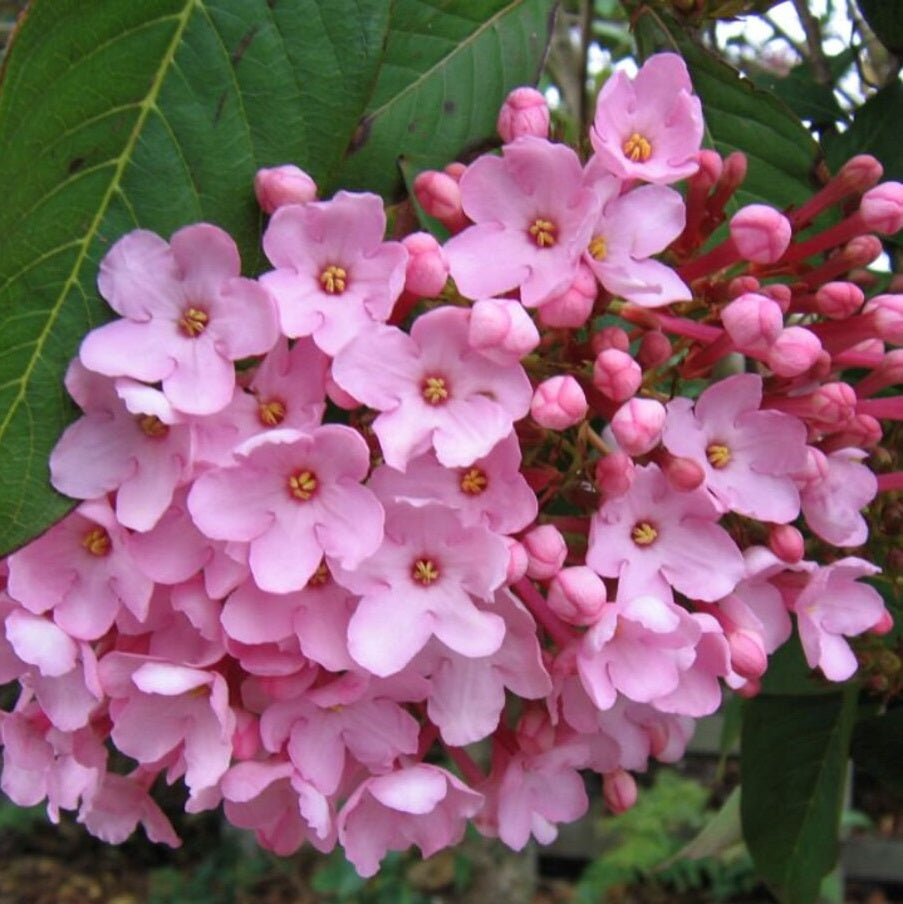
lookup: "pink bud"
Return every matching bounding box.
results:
[768,524,804,564]
[538,263,597,327]
[695,149,724,185]
[595,450,636,497]
[728,629,768,680]
[531,375,588,430]
[413,169,467,232]
[547,566,608,626]
[496,86,550,142]
[661,454,705,491]
[722,293,783,353]
[844,234,884,268]
[816,282,864,320]
[870,610,894,636]
[728,275,760,298]
[401,232,448,297]
[761,282,792,313]
[593,348,642,402]
[766,326,822,377]
[839,154,883,192]
[611,397,666,456]
[469,298,540,364]
[734,676,761,698]
[811,382,857,426]
[864,294,903,344]
[729,204,792,263]
[591,326,631,355]
[254,164,317,213]
[603,770,638,815]
[444,161,466,181]
[523,524,567,580]
[326,374,360,410]
[828,413,882,449]
[516,707,555,754]
[637,331,672,368]
[860,182,903,234]
[504,537,529,584]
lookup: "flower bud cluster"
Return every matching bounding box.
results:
[0,52,898,873]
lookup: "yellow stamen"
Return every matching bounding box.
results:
[82,526,112,557]
[412,558,440,586]
[288,469,318,501]
[258,398,286,427]
[460,467,488,495]
[137,415,169,439]
[178,307,209,337]
[706,443,732,469]
[309,562,329,586]
[623,132,652,163]
[631,521,658,546]
[422,375,449,406]
[528,218,557,248]
[588,235,607,261]
[320,265,347,295]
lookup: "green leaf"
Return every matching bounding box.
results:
[632,7,819,213]
[741,689,857,904]
[851,706,903,795]
[330,0,555,198]
[662,786,743,865]
[857,0,903,55]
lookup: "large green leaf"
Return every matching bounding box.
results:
[0,0,552,556]
[741,689,857,904]
[330,0,555,198]
[632,7,819,214]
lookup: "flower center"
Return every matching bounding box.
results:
[178,307,209,338]
[459,467,488,495]
[422,375,449,406]
[308,561,329,586]
[137,415,169,439]
[706,443,732,469]
[288,469,318,501]
[412,558,440,586]
[631,520,658,546]
[528,218,557,248]
[320,265,347,295]
[623,132,652,163]
[82,526,112,557]
[588,235,607,261]
[258,398,286,427]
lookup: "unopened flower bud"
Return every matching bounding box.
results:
[695,149,723,185]
[860,182,903,235]
[729,204,792,263]
[870,610,894,636]
[661,454,705,491]
[593,348,642,402]
[816,282,864,320]
[413,169,468,232]
[516,707,555,754]
[864,294,903,344]
[505,537,529,584]
[734,676,761,698]
[497,86,550,142]
[538,263,596,328]
[531,375,588,430]
[729,629,768,680]
[591,326,631,355]
[766,326,822,377]
[811,382,857,426]
[595,450,636,497]
[401,232,448,297]
[722,293,783,353]
[637,331,672,368]
[762,283,792,313]
[839,154,883,192]
[728,275,760,298]
[469,297,540,364]
[547,566,607,626]
[603,770,638,814]
[254,164,317,213]
[769,524,804,564]
[523,524,567,580]
[611,397,666,456]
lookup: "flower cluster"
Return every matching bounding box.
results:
[1,53,900,874]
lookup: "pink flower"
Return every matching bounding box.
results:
[338,764,483,877]
[261,191,407,354]
[662,373,808,522]
[583,170,691,306]
[339,503,508,677]
[80,225,279,415]
[587,463,745,602]
[187,426,384,594]
[444,137,599,307]
[331,306,531,470]
[590,53,703,184]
